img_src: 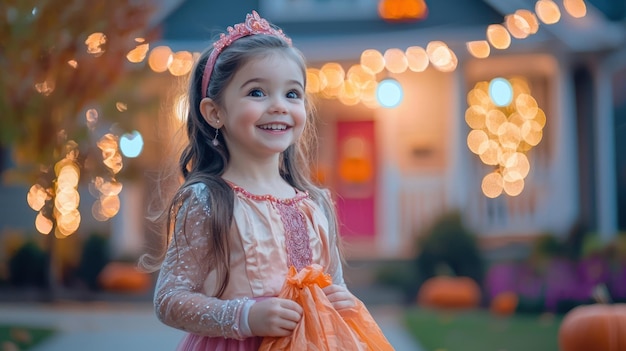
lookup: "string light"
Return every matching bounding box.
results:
[466,77,546,198]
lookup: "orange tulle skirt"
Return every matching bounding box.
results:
[258,264,395,351]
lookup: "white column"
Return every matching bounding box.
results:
[375,101,402,257]
[445,63,469,211]
[592,49,624,242]
[550,55,580,233]
[377,162,401,257]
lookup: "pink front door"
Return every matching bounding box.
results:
[334,120,377,237]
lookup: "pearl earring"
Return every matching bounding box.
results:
[212,119,220,146]
[212,128,220,146]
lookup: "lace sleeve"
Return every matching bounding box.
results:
[153,183,252,339]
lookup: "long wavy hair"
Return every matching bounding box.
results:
[140,34,340,297]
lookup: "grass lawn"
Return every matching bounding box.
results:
[405,307,563,351]
[0,325,56,351]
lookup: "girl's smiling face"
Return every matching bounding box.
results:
[216,51,306,161]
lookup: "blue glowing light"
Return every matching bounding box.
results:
[489,77,513,107]
[376,79,403,108]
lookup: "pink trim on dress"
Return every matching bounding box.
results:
[228,183,309,204]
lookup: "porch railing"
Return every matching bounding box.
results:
[393,153,553,249]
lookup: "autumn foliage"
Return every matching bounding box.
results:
[0,0,156,176]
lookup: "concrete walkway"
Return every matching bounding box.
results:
[0,302,423,350]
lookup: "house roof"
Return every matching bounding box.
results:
[159,0,503,47]
[160,0,503,40]
[156,0,625,58]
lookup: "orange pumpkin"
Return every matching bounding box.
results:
[98,262,152,293]
[558,303,626,351]
[489,291,519,316]
[417,276,481,309]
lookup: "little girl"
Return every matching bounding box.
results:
[142,11,393,350]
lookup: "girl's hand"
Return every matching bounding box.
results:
[248,297,303,337]
[323,284,356,311]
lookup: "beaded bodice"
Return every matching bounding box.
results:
[229,184,313,271]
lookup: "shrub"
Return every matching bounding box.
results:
[8,240,47,288]
[414,211,484,288]
[76,233,110,290]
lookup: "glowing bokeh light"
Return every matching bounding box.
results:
[497,122,522,149]
[564,0,587,18]
[384,48,408,74]
[376,79,403,108]
[115,102,128,112]
[86,108,98,129]
[465,105,488,130]
[169,51,194,76]
[320,63,345,89]
[405,46,429,72]
[487,24,511,49]
[360,49,385,74]
[101,195,121,218]
[99,180,123,196]
[516,9,540,34]
[27,184,48,212]
[120,131,144,158]
[54,189,80,215]
[479,140,500,165]
[360,80,379,108]
[35,212,53,234]
[148,46,173,73]
[56,208,81,236]
[504,178,525,196]
[338,80,361,106]
[486,110,508,134]
[35,80,55,96]
[536,0,561,24]
[347,65,375,88]
[320,80,343,99]
[466,41,491,59]
[482,172,504,198]
[489,77,514,107]
[92,201,108,222]
[467,129,489,154]
[98,134,123,174]
[505,14,531,39]
[516,94,539,119]
[467,87,493,108]
[466,77,545,197]
[427,41,458,72]
[306,68,327,94]
[85,32,106,56]
[127,43,149,63]
[57,166,80,189]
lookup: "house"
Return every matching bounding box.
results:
[143,0,625,259]
[1,0,624,262]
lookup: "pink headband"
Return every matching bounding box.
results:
[201,10,292,97]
